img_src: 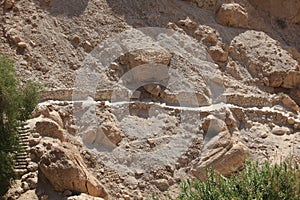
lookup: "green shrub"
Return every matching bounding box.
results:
[0,55,40,196]
[178,160,300,200]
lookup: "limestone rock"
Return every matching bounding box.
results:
[194,25,220,46]
[282,71,300,89]
[125,63,170,85]
[35,118,66,141]
[177,17,197,30]
[271,126,291,136]
[126,48,172,68]
[166,22,185,33]
[202,115,227,134]
[216,3,249,28]
[208,45,228,63]
[100,122,122,145]
[82,127,117,150]
[153,179,169,191]
[143,84,162,97]
[191,141,248,179]
[44,110,64,128]
[230,31,299,88]
[281,95,299,112]
[82,128,97,146]
[39,143,108,199]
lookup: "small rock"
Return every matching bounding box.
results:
[21,181,30,191]
[29,40,36,47]
[202,115,227,134]
[138,181,146,189]
[11,35,21,43]
[133,190,143,200]
[154,179,169,191]
[29,137,41,146]
[144,84,161,97]
[4,0,14,10]
[15,187,24,196]
[32,132,40,138]
[21,172,36,181]
[166,22,185,33]
[287,118,295,125]
[282,95,299,112]
[27,162,38,172]
[17,42,27,49]
[271,126,291,135]
[71,35,80,45]
[178,17,197,29]
[123,176,138,188]
[208,45,228,63]
[147,139,155,146]
[260,132,268,139]
[134,169,144,177]
[83,40,92,52]
[27,177,38,189]
[63,190,72,196]
[263,77,270,86]
[216,3,249,28]
[178,155,189,165]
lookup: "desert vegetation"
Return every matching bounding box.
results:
[0,55,40,195]
[178,160,300,200]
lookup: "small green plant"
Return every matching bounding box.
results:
[178,160,300,200]
[0,55,41,196]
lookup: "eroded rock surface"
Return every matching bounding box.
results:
[39,144,108,199]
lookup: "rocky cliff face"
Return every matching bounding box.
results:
[1,0,300,199]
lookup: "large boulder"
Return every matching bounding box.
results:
[216,3,249,29]
[191,137,248,179]
[125,47,172,69]
[35,118,66,142]
[39,144,108,199]
[230,30,299,88]
[191,115,248,179]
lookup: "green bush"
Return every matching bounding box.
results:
[0,55,40,196]
[178,160,300,200]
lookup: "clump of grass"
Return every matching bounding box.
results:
[178,160,300,200]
